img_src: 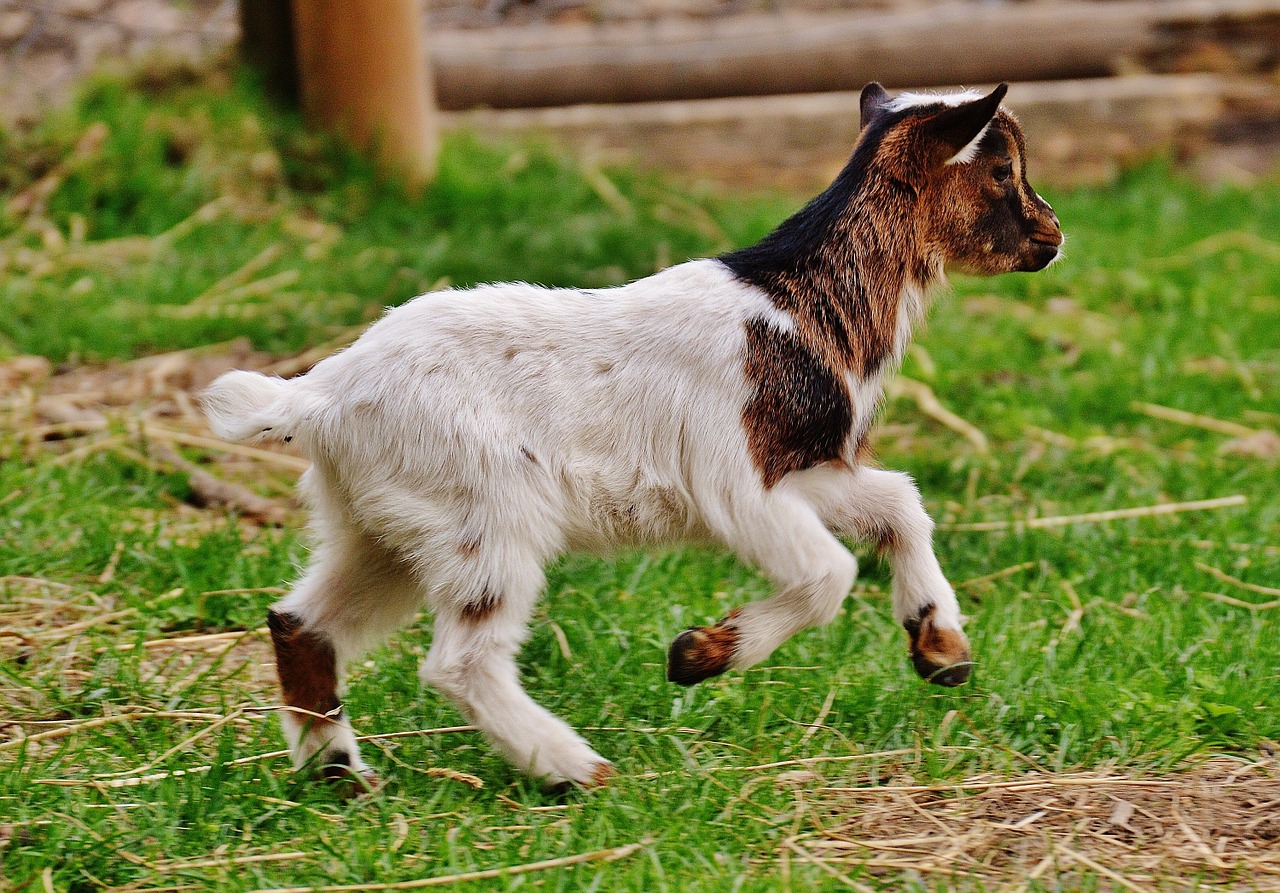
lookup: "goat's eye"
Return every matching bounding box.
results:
[992,163,1013,184]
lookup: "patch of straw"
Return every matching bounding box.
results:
[1131,401,1258,438]
[248,841,647,893]
[783,756,1280,890]
[942,495,1247,533]
[889,376,989,453]
[1195,562,1280,598]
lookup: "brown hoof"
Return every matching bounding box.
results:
[589,760,616,788]
[543,761,615,794]
[667,622,738,686]
[904,605,972,687]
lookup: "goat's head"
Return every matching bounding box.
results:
[859,82,1063,275]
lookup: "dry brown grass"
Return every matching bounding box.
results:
[778,756,1280,890]
[0,339,325,529]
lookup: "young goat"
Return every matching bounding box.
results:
[204,83,1063,790]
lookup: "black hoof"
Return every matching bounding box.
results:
[912,653,973,687]
[667,625,737,686]
[319,750,380,798]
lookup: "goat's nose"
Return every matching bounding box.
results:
[1042,201,1059,228]
[1030,218,1064,246]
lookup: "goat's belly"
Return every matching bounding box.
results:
[557,466,703,552]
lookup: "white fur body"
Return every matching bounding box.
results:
[205,258,961,785]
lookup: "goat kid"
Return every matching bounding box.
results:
[204,82,1063,790]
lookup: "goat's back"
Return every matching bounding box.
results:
[285,259,777,552]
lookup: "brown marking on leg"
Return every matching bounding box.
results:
[267,609,341,721]
[456,536,481,559]
[268,611,380,795]
[544,761,616,795]
[903,604,972,687]
[589,761,616,788]
[852,519,897,556]
[520,446,539,464]
[460,586,500,623]
[667,610,741,686]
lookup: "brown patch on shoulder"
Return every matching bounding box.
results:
[729,212,920,381]
[903,604,972,687]
[456,536,481,558]
[460,587,501,623]
[743,318,853,488]
[519,446,538,464]
[267,609,341,721]
[667,611,741,686]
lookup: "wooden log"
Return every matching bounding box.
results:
[442,74,1280,189]
[430,0,1280,110]
[291,0,439,186]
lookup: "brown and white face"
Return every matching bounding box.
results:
[861,83,1064,276]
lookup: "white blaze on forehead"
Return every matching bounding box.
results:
[881,89,998,166]
[881,89,985,113]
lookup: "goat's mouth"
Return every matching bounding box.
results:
[1021,239,1062,272]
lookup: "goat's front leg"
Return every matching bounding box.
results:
[668,496,858,685]
[796,464,972,686]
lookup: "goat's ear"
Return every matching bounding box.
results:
[860,82,891,130]
[925,83,1007,165]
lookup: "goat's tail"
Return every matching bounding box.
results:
[202,370,301,443]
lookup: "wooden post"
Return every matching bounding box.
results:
[290,0,438,186]
[239,0,298,105]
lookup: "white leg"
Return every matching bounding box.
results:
[668,493,858,685]
[418,557,611,788]
[791,463,972,685]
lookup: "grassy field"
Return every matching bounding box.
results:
[2,67,1278,891]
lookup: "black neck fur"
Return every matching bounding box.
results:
[721,116,904,287]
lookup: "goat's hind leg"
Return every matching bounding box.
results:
[420,557,611,789]
[268,531,422,793]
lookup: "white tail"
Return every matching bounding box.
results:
[202,370,291,443]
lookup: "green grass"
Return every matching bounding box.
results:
[2,66,1278,891]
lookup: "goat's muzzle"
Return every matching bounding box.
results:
[1022,227,1064,272]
